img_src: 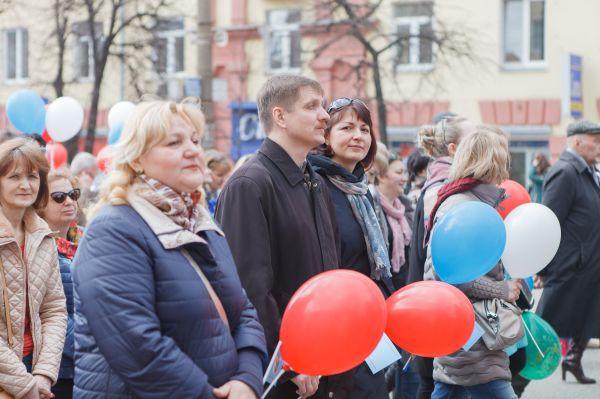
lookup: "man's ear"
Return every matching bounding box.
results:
[272,106,286,129]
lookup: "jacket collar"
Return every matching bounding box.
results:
[563,148,590,173]
[259,138,307,187]
[127,192,223,250]
[0,207,53,248]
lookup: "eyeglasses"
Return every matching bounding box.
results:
[50,189,81,204]
[327,97,367,114]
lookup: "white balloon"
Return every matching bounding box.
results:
[108,101,135,131]
[46,97,84,142]
[501,203,561,278]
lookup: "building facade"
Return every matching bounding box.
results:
[1,0,599,185]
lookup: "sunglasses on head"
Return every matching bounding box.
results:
[50,189,81,204]
[327,97,367,114]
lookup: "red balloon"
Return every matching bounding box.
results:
[42,129,52,143]
[386,281,474,357]
[45,143,68,169]
[96,145,114,173]
[498,180,531,219]
[280,270,387,376]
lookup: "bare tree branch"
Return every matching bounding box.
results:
[309,0,482,144]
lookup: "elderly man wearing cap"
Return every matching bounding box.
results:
[536,120,600,385]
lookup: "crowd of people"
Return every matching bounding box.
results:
[0,74,598,399]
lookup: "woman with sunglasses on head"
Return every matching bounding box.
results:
[71,101,267,398]
[0,137,67,399]
[38,169,83,399]
[309,97,394,399]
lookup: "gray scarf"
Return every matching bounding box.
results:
[327,174,392,280]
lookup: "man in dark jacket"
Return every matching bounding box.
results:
[537,120,600,384]
[215,75,340,398]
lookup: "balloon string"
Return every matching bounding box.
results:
[261,369,284,399]
[403,355,414,372]
[522,315,544,358]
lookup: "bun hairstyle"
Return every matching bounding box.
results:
[417,116,469,159]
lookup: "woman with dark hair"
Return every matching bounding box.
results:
[309,97,394,399]
[0,137,67,399]
[528,152,550,203]
[405,149,431,207]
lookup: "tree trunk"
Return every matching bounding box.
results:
[85,78,102,153]
[371,55,387,145]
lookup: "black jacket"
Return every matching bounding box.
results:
[309,154,393,399]
[215,139,341,398]
[536,149,600,338]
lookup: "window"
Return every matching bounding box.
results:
[153,17,185,77]
[503,0,545,66]
[73,21,103,80]
[392,2,434,70]
[266,9,301,72]
[3,28,28,81]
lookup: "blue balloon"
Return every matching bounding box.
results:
[431,201,506,284]
[6,90,46,134]
[108,120,124,145]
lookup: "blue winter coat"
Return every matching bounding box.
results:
[57,253,74,380]
[72,194,267,398]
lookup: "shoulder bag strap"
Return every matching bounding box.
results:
[0,257,13,346]
[181,249,230,331]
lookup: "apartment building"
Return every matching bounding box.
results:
[1,1,599,185]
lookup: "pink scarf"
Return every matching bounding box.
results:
[379,195,412,272]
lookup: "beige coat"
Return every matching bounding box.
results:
[0,208,67,398]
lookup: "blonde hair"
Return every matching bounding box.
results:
[417,117,470,158]
[449,125,510,185]
[92,100,205,216]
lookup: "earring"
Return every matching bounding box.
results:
[135,170,144,177]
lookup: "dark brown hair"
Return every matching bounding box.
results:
[257,75,324,133]
[0,137,50,210]
[318,100,377,170]
[535,152,550,175]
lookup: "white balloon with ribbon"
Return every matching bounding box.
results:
[46,97,84,142]
[108,101,135,131]
[501,203,561,278]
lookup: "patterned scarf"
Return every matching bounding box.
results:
[379,194,412,272]
[132,174,200,231]
[328,174,392,280]
[54,223,83,260]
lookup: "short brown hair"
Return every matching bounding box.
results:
[257,75,324,133]
[0,137,50,210]
[204,149,232,175]
[318,100,377,170]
